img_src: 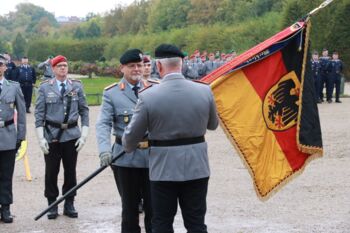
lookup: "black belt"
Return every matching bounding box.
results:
[149,136,205,147]
[45,120,78,130]
[115,137,149,149]
[0,119,14,128]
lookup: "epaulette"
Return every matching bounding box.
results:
[40,80,50,85]
[193,80,209,85]
[139,84,154,93]
[70,79,81,83]
[7,80,19,84]
[147,78,160,84]
[104,82,118,91]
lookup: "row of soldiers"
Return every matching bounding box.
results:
[310,49,344,103]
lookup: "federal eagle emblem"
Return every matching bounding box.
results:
[263,71,301,131]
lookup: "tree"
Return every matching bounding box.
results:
[86,22,101,38]
[73,27,85,39]
[12,33,26,59]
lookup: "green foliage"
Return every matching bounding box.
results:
[86,22,101,38]
[27,38,108,62]
[12,33,27,59]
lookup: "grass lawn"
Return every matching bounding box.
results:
[79,76,120,105]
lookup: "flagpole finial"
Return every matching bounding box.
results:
[307,0,334,18]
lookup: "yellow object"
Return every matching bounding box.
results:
[15,140,32,181]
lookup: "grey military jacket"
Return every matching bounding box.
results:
[0,78,26,151]
[203,60,218,75]
[34,78,89,143]
[38,61,54,79]
[122,73,219,181]
[96,78,149,168]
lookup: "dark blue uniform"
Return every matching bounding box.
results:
[329,59,343,102]
[16,65,36,111]
[319,56,331,102]
[4,61,17,81]
[311,59,321,102]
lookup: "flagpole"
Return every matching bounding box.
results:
[306,0,334,19]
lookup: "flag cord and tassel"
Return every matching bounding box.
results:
[304,0,334,20]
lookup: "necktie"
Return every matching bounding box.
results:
[0,83,2,95]
[132,85,139,98]
[60,83,66,96]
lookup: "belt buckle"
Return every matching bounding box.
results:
[138,141,149,149]
[0,121,4,128]
[61,123,68,129]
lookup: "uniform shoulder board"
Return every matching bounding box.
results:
[139,84,154,93]
[147,78,160,84]
[40,80,50,85]
[7,80,19,84]
[70,79,81,83]
[192,80,209,85]
[104,82,118,91]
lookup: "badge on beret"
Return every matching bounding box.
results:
[139,53,143,60]
[9,103,14,109]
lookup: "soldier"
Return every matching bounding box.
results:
[329,52,343,103]
[0,54,26,223]
[3,53,17,82]
[203,53,217,75]
[184,54,200,80]
[319,48,331,103]
[16,56,36,113]
[34,55,89,220]
[96,49,152,233]
[122,44,219,233]
[38,56,55,80]
[311,51,322,103]
[142,55,152,82]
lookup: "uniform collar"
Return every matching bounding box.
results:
[56,79,67,89]
[124,78,141,89]
[0,77,4,85]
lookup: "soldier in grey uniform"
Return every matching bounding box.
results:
[96,49,152,233]
[35,55,89,220]
[122,44,219,233]
[0,55,26,223]
[203,53,218,75]
[38,56,55,80]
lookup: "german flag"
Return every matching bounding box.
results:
[201,21,323,200]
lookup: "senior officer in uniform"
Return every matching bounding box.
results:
[96,49,152,233]
[122,44,219,233]
[34,55,89,220]
[16,56,36,113]
[0,55,26,223]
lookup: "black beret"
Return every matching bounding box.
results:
[155,44,185,59]
[120,49,143,65]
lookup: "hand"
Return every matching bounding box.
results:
[36,127,49,155]
[75,126,89,152]
[16,140,22,151]
[39,138,50,155]
[100,152,112,167]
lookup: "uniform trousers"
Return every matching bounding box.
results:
[20,85,33,109]
[0,150,16,205]
[44,139,78,201]
[331,75,341,101]
[150,177,209,233]
[111,165,152,233]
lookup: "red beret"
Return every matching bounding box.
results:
[143,55,151,63]
[51,55,67,67]
[194,50,199,53]
[190,54,195,59]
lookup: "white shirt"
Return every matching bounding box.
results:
[56,79,67,92]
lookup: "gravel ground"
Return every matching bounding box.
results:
[1,96,350,233]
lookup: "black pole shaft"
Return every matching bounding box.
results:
[34,151,125,221]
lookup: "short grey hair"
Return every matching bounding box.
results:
[156,57,182,68]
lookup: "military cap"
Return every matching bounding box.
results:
[332,51,338,55]
[312,51,319,55]
[22,56,28,59]
[143,55,151,63]
[51,55,67,67]
[155,44,185,59]
[120,49,143,65]
[322,48,328,52]
[208,53,214,56]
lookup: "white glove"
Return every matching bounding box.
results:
[75,126,89,152]
[36,127,49,155]
[100,151,113,166]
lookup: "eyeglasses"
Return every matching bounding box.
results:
[56,64,68,68]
